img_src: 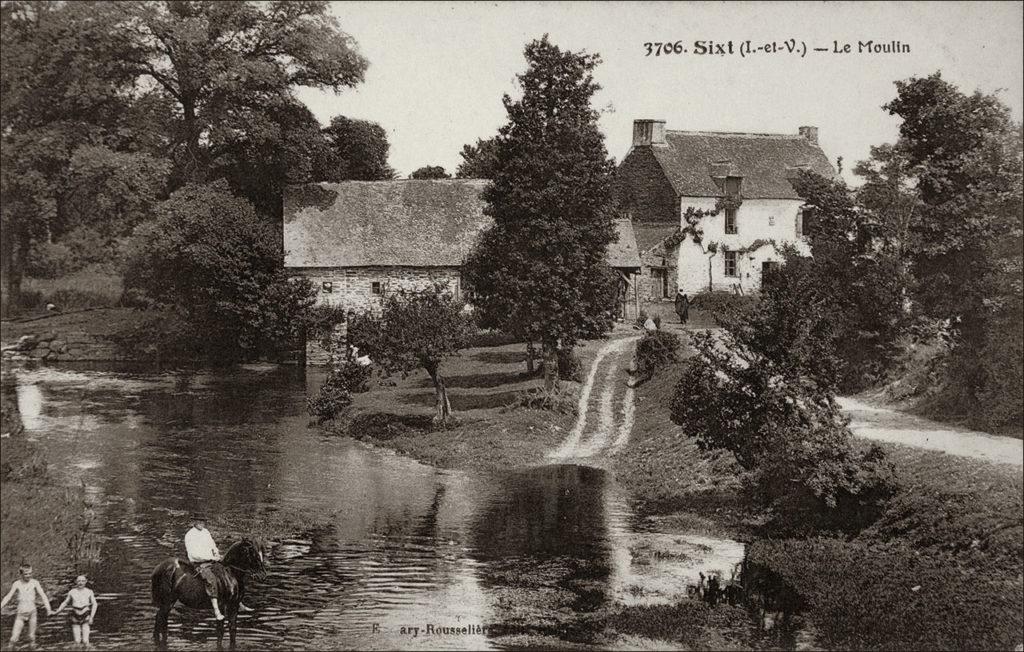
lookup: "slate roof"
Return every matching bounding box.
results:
[649,131,835,199]
[284,180,642,270]
[634,223,681,254]
[608,218,641,269]
[284,180,492,268]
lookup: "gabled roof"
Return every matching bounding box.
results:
[284,180,642,270]
[284,180,491,268]
[608,218,641,269]
[648,131,835,199]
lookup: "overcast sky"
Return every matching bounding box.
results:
[295,1,1024,182]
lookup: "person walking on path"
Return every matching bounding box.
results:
[54,575,98,649]
[674,290,690,325]
[0,563,53,648]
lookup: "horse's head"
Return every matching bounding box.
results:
[224,537,268,580]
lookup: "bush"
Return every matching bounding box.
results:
[302,303,348,351]
[690,291,759,319]
[635,330,680,379]
[122,181,317,362]
[466,329,521,348]
[307,361,372,422]
[557,348,583,382]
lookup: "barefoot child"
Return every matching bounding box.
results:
[0,563,53,648]
[54,575,98,649]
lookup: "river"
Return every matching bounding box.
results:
[6,362,751,650]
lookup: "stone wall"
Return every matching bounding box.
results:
[1,330,122,362]
[290,266,464,316]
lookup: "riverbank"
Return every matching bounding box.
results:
[614,348,1023,650]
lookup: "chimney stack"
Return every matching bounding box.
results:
[633,119,667,147]
[798,126,819,145]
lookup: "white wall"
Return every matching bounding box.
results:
[675,197,809,294]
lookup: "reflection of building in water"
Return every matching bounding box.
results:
[15,380,44,430]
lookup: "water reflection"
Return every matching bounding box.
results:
[5,363,762,650]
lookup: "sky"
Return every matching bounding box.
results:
[295,1,1024,182]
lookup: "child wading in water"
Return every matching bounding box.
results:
[54,575,98,649]
[0,563,53,649]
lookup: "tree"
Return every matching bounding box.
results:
[409,165,450,180]
[463,36,618,389]
[883,73,1022,427]
[122,181,316,362]
[455,137,500,178]
[349,285,471,424]
[115,0,368,185]
[322,115,396,181]
[0,1,164,306]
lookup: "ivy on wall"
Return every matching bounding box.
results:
[661,194,745,250]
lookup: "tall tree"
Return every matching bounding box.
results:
[455,137,499,178]
[883,73,1023,427]
[322,115,396,181]
[0,1,164,306]
[463,36,617,389]
[116,0,368,185]
[409,165,450,180]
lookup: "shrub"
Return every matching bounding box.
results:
[557,348,583,382]
[690,291,759,320]
[635,330,680,379]
[122,181,317,362]
[307,361,372,422]
[302,303,348,351]
[466,329,520,348]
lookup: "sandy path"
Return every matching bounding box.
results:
[838,396,1023,466]
[549,336,638,461]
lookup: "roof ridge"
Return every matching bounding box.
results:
[665,129,806,140]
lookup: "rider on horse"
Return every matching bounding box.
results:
[184,515,228,620]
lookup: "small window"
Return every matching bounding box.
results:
[322,281,333,293]
[724,251,738,277]
[768,215,776,226]
[371,281,382,295]
[725,209,737,235]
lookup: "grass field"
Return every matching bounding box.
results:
[1,269,124,318]
[324,336,612,471]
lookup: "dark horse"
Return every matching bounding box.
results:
[151,538,266,648]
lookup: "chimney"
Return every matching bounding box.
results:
[798,126,819,145]
[632,119,667,147]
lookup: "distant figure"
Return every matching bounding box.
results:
[706,573,721,606]
[347,345,372,367]
[674,291,690,324]
[0,563,53,648]
[54,575,98,649]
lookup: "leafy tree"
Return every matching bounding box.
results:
[789,171,910,390]
[349,285,471,424]
[122,181,316,362]
[0,1,163,306]
[116,0,368,185]
[671,297,896,529]
[455,137,500,178]
[463,36,618,389]
[883,73,1022,428]
[322,115,396,181]
[409,165,450,180]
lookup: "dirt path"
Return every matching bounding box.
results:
[838,396,1024,466]
[549,335,639,462]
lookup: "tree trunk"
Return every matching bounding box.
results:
[181,97,203,183]
[426,364,453,424]
[1,233,26,313]
[542,342,559,391]
[526,341,535,374]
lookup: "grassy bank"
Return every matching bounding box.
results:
[611,337,1024,649]
[323,337,612,471]
[1,269,124,318]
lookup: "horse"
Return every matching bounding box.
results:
[151,538,267,649]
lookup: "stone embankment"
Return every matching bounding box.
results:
[1,330,121,362]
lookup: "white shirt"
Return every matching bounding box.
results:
[184,526,219,563]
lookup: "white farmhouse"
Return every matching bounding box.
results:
[615,119,836,304]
